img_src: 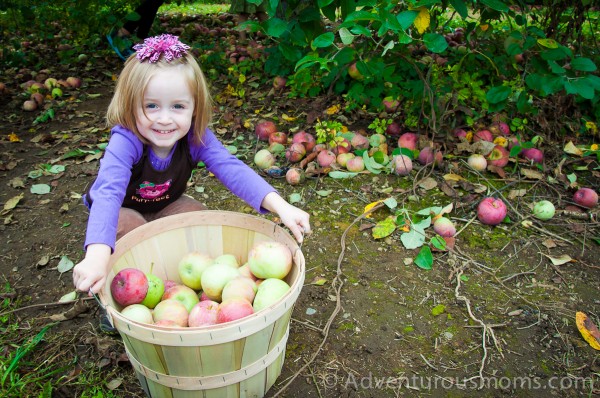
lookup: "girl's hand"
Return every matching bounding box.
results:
[72,244,112,294]
[261,192,311,243]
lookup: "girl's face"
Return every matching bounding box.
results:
[136,68,195,158]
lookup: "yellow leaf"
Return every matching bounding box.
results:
[443,173,464,182]
[414,7,430,35]
[326,104,340,115]
[563,141,583,156]
[576,312,600,350]
[282,114,296,122]
[465,131,473,142]
[8,133,21,142]
[480,24,489,32]
[363,200,383,218]
[493,136,507,147]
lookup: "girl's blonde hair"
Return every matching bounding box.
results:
[106,53,212,145]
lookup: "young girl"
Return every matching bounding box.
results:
[73,34,311,295]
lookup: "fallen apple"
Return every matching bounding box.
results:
[268,131,288,146]
[392,155,413,176]
[397,133,418,151]
[110,268,148,307]
[248,241,292,280]
[417,147,443,166]
[486,145,509,168]
[433,217,456,237]
[477,197,507,226]
[346,156,365,172]
[473,129,493,142]
[292,131,316,152]
[285,142,306,163]
[336,153,355,168]
[285,168,304,185]
[533,200,555,220]
[467,154,487,171]
[350,133,369,150]
[520,148,544,163]
[573,187,598,209]
[255,120,277,141]
[254,149,276,170]
[22,100,37,111]
[317,150,336,167]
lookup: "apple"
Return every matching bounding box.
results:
[140,273,165,309]
[255,120,277,141]
[153,299,189,327]
[473,129,493,142]
[216,298,254,324]
[417,147,443,166]
[385,122,402,138]
[285,168,304,185]
[285,143,306,163]
[154,319,179,327]
[22,100,37,111]
[268,142,285,154]
[248,241,293,280]
[221,277,257,303]
[254,149,276,170]
[489,121,510,136]
[346,156,365,172]
[200,264,240,302]
[30,92,44,106]
[351,133,369,150]
[51,87,62,98]
[477,197,507,226]
[454,128,468,140]
[272,76,287,90]
[162,285,200,313]
[433,217,456,237]
[110,268,149,307]
[178,252,213,290]
[486,145,509,167]
[66,76,82,88]
[188,300,219,327]
[44,77,58,90]
[397,133,418,151]
[238,264,258,281]
[213,254,239,268]
[164,280,177,292]
[268,131,288,146]
[292,131,316,152]
[253,278,291,312]
[382,96,399,113]
[121,304,154,324]
[317,150,336,167]
[348,62,364,80]
[533,200,555,220]
[392,155,413,176]
[573,188,598,209]
[468,154,487,171]
[520,148,544,163]
[336,153,355,168]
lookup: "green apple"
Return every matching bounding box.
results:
[162,285,199,313]
[140,273,164,309]
[248,241,292,280]
[178,251,213,290]
[200,264,240,302]
[213,253,239,268]
[121,303,153,324]
[253,279,290,312]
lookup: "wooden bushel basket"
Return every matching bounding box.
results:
[99,211,305,398]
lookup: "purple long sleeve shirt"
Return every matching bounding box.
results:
[84,125,276,251]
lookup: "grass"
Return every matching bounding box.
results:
[160,1,230,15]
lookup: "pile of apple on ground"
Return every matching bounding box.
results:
[110,241,293,327]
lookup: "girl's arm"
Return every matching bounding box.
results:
[73,243,112,294]
[260,192,311,243]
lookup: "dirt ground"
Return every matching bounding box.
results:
[1,12,599,398]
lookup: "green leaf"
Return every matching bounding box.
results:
[317,0,335,7]
[312,32,335,50]
[480,0,509,12]
[509,145,522,157]
[265,18,288,38]
[396,10,418,30]
[383,197,398,209]
[400,224,426,249]
[59,291,78,302]
[565,79,595,99]
[537,38,558,48]
[431,235,447,250]
[372,217,397,239]
[339,27,355,45]
[57,256,74,273]
[414,246,433,270]
[48,165,65,174]
[288,193,302,204]
[486,85,511,104]
[345,10,380,23]
[449,0,468,18]
[30,184,51,195]
[316,190,333,197]
[571,57,597,72]
[431,304,445,316]
[328,171,359,179]
[416,206,442,216]
[423,33,448,54]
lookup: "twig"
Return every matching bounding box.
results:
[0,297,94,317]
[273,203,385,397]
[500,271,536,283]
[420,353,438,371]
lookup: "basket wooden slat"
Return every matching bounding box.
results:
[99,211,305,398]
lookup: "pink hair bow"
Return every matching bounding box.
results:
[133,34,190,63]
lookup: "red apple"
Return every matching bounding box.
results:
[348,62,364,80]
[520,148,543,163]
[292,131,316,152]
[397,133,418,151]
[417,147,443,166]
[454,128,468,140]
[153,299,189,327]
[473,129,493,142]
[329,138,351,156]
[336,153,355,168]
[346,156,365,172]
[255,120,277,141]
[385,122,402,139]
[22,100,37,111]
[433,217,456,237]
[268,131,288,146]
[222,277,257,303]
[350,133,369,150]
[110,268,149,307]
[66,76,82,88]
[248,241,293,280]
[162,285,200,313]
[217,297,254,323]
[164,280,177,292]
[487,145,509,167]
[285,142,306,163]
[477,197,507,226]
[317,150,336,167]
[30,92,44,106]
[285,168,304,185]
[573,188,598,209]
[382,96,399,113]
[489,121,510,136]
[273,76,287,90]
[392,155,413,176]
[188,300,219,327]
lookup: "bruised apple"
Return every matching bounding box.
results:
[285,143,306,163]
[433,217,456,237]
[217,298,254,323]
[346,156,365,172]
[573,188,598,209]
[111,268,148,307]
[292,131,316,152]
[317,150,336,167]
[487,145,509,168]
[255,120,277,141]
[392,155,413,176]
[248,241,292,280]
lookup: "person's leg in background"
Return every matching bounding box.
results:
[122,0,165,40]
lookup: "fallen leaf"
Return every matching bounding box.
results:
[8,177,25,188]
[59,291,78,302]
[418,177,437,190]
[31,184,51,195]
[372,217,396,239]
[57,255,74,273]
[508,189,527,200]
[575,312,600,350]
[540,253,574,266]
[3,193,24,212]
[443,173,464,182]
[520,168,544,180]
[564,141,583,156]
[542,239,557,249]
[363,200,384,218]
[107,378,124,391]
[310,276,327,286]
